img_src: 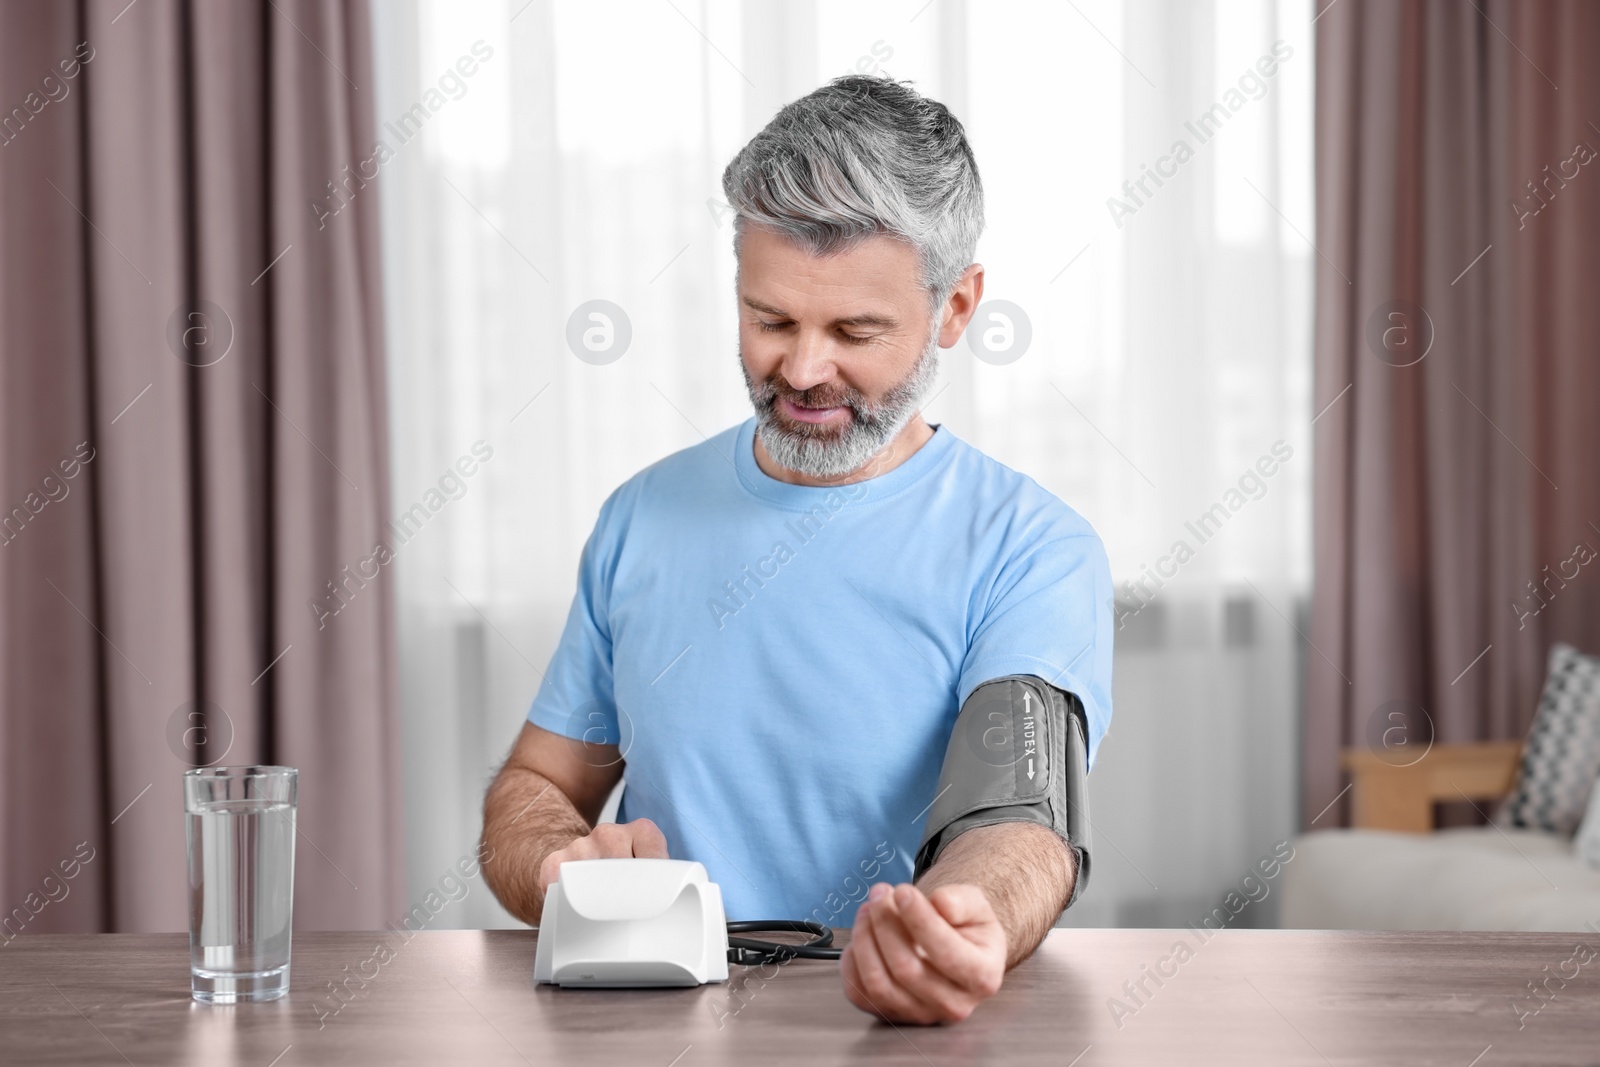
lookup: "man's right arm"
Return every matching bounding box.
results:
[481,721,668,925]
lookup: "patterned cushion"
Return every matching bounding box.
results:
[1496,643,1600,835]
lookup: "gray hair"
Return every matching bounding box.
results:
[721,75,984,312]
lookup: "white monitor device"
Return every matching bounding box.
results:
[533,858,730,988]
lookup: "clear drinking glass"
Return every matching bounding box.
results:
[184,766,297,1003]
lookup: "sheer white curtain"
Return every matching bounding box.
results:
[371,0,1313,929]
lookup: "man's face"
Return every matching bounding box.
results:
[736,224,942,481]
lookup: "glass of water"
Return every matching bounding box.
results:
[184,766,297,1003]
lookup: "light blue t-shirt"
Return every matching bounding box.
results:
[528,417,1113,923]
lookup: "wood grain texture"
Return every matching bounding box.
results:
[0,928,1595,1065]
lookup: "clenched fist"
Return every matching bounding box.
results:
[536,818,670,892]
[841,882,1008,1024]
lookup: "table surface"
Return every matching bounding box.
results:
[1,927,1595,1065]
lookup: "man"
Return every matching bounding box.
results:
[482,74,1112,1025]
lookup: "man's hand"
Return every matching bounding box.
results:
[841,881,1007,1025]
[483,723,663,925]
[838,823,1075,1025]
[535,818,670,893]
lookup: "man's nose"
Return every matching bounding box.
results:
[778,328,838,393]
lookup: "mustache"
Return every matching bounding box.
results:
[752,378,869,418]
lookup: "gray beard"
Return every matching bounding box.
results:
[741,332,940,481]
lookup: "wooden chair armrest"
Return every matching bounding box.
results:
[1337,741,1523,832]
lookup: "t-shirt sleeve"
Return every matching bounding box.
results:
[526,493,623,745]
[956,530,1114,771]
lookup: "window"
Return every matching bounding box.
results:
[373,0,1313,929]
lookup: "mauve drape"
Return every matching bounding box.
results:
[1306,0,1600,827]
[0,0,402,930]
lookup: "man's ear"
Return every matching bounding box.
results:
[936,264,985,347]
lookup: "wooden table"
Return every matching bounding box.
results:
[1,928,1594,1064]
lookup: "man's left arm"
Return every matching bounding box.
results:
[841,822,1075,1024]
[842,527,1111,1025]
[843,668,1096,1024]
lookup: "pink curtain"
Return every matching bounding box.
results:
[1307,0,1600,826]
[0,0,403,930]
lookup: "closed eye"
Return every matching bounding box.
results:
[756,320,874,345]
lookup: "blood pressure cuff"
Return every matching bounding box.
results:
[912,675,1092,911]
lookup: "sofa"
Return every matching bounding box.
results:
[1283,741,1600,931]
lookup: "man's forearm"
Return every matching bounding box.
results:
[480,768,592,926]
[915,822,1076,969]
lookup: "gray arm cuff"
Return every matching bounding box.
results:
[912,675,1093,912]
